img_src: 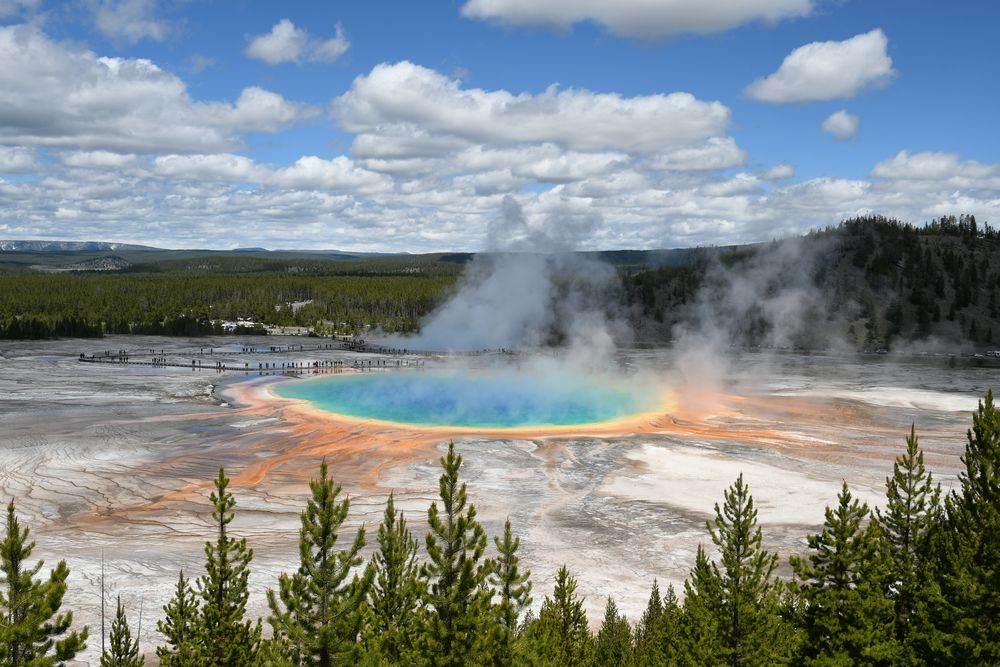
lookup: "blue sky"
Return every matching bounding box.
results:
[0,0,997,250]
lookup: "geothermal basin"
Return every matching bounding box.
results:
[0,335,994,663]
[273,369,663,429]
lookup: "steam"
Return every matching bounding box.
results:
[669,235,847,416]
[388,196,628,369]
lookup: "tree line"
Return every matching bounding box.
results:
[2,388,998,666]
[0,273,456,340]
[624,215,1000,349]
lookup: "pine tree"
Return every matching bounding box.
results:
[488,517,532,667]
[632,580,667,666]
[156,571,200,666]
[594,597,631,667]
[419,442,491,666]
[0,501,88,666]
[705,474,789,666]
[268,460,372,666]
[791,483,897,665]
[874,425,942,662]
[197,468,261,667]
[101,595,143,667]
[363,493,424,664]
[531,566,592,667]
[676,546,724,667]
[935,389,1000,663]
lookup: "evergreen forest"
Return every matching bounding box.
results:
[3,215,999,350]
[3,389,998,666]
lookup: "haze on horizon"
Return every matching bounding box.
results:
[0,1,996,253]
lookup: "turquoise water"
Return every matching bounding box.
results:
[274,371,657,428]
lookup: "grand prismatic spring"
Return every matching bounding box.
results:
[0,335,994,662]
[273,370,663,429]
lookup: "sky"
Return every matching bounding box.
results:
[0,0,997,252]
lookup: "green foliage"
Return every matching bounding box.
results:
[363,493,424,665]
[156,571,201,667]
[524,566,593,667]
[197,468,261,667]
[594,597,632,667]
[100,596,143,667]
[677,546,724,667]
[705,473,790,666]
[934,389,1000,663]
[418,442,492,667]
[632,580,670,666]
[0,272,456,339]
[791,483,897,666]
[874,425,943,663]
[0,501,88,667]
[268,460,372,666]
[488,518,532,667]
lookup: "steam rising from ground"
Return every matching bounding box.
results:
[387,197,627,370]
[670,235,846,416]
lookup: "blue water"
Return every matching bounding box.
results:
[274,371,657,428]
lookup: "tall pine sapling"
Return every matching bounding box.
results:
[268,460,372,666]
[101,595,143,667]
[489,516,532,666]
[532,565,592,666]
[419,442,491,667]
[198,468,261,667]
[874,424,941,651]
[365,492,423,663]
[791,483,897,666]
[706,473,788,666]
[156,570,200,667]
[0,501,88,666]
[595,597,632,667]
[937,388,1000,663]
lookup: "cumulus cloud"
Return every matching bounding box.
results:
[245,19,350,64]
[90,0,173,44]
[0,24,317,154]
[871,150,1000,188]
[335,61,731,154]
[0,28,994,253]
[460,0,812,38]
[153,153,391,193]
[746,29,895,103]
[821,109,859,140]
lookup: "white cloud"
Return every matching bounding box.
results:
[312,24,350,63]
[61,151,138,168]
[245,19,307,64]
[746,29,895,103]
[335,61,731,154]
[0,25,316,154]
[245,19,350,65]
[821,110,859,140]
[0,146,35,172]
[153,153,391,194]
[763,164,794,180]
[645,137,746,171]
[229,87,319,132]
[91,0,173,44]
[871,150,999,187]
[460,0,812,38]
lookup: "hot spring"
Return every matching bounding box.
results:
[273,370,662,429]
